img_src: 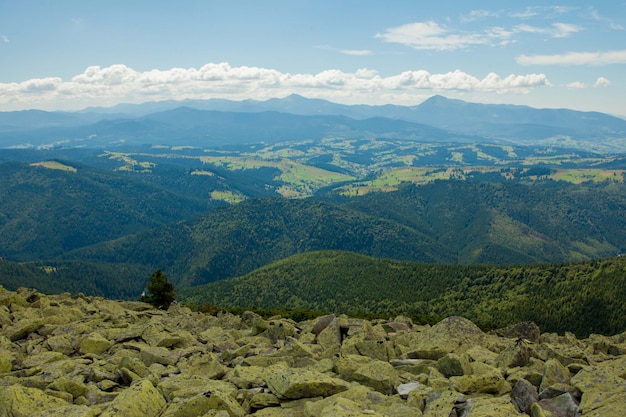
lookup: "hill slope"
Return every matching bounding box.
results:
[178,250,626,337]
[0,161,210,260]
[61,197,450,287]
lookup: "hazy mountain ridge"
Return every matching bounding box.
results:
[1,95,625,151]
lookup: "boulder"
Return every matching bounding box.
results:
[79,333,113,356]
[100,380,166,417]
[177,352,226,380]
[511,378,539,414]
[4,318,44,341]
[264,362,350,400]
[449,364,509,394]
[536,393,580,417]
[250,392,281,409]
[0,385,70,417]
[456,396,524,416]
[435,352,472,377]
[494,321,541,343]
[334,354,398,395]
[539,358,571,392]
[397,316,485,360]
[570,365,626,417]
[497,338,534,368]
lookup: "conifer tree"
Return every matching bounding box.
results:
[141,268,175,309]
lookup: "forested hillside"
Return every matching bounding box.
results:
[0,161,211,260]
[178,250,626,337]
[334,181,626,263]
[57,179,626,290]
[61,198,450,287]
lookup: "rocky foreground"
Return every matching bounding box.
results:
[1,286,625,417]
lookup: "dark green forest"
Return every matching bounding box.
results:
[178,250,626,337]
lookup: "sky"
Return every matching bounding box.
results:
[1,1,625,116]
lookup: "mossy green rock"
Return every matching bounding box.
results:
[334,355,398,395]
[311,397,386,417]
[0,385,70,417]
[399,316,485,360]
[539,358,571,392]
[5,318,44,341]
[264,363,350,399]
[436,352,472,377]
[100,380,166,417]
[570,365,626,417]
[449,366,508,394]
[79,332,112,355]
[0,350,12,373]
[458,396,523,416]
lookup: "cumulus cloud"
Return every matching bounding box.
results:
[566,81,587,89]
[375,21,488,51]
[514,22,582,38]
[460,10,502,23]
[339,49,373,56]
[517,49,626,66]
[594,77,611,87]
[1,35,9,43]
[0,63,552,111]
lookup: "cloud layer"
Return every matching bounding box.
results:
[0,63,552,111]
[517,50,626,66]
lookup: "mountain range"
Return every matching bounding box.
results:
[1,95,625,152]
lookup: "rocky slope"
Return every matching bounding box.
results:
[1,285,625,417]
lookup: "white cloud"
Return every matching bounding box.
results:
[339,49,373,56]
[594,77,611,87]
[0,63,552,111]
[375,21,488,51]
[514,22,582,38]
[517,49,626,66]
[461,10,501,23]
[1,35,8,43]
[566,81,587,89]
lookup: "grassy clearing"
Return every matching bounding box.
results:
[550,169,625,183]
[210,190,246,204]
[30,161,77,172]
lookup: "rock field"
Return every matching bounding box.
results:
[1,285,625,416]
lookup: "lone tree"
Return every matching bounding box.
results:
[141,268,175,309]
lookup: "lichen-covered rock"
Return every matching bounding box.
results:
[497,338,533,368]
[435,352,472,377]
[397,316,486,360]
[570,364,626,417]
[0,349,12,373]
[540,358,571,392]
[456,396,524,416]
[421,389,464,417]
[308,397,386,417]
[334,354,398,395]
[264,362,350,400]
[100,380,166,417]
[511,378,539,414]
[0,286,624,417]
[536,392,580,417]
[305,383,423,417]
[4,318,44,341]
[250,391,281,409]
[0,385,70,417]
[449,364,509,394]
[79,332,113,355]
[177,352,226,380]
[494,321,541,343]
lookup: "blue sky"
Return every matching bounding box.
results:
[1,1,625,116]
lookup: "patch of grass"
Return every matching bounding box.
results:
[30,161,77,172]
